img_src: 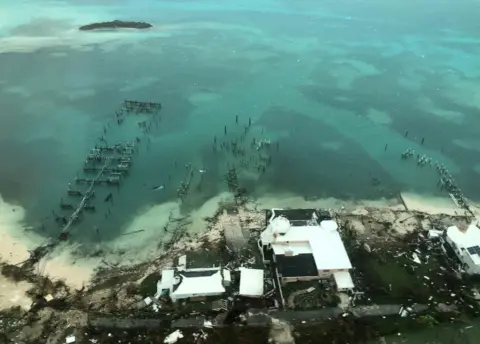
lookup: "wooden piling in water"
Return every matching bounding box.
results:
[60,162,109,236]
[398,193,409,211]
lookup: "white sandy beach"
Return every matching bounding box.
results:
[0,195,41,310]
[401,192,480,218]
[0,194,96,297]
[0,191,234,297]
[0,195,45,265]
[0,276,33,311]
[1,189,479,310]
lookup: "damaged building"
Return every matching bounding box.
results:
[239,267,265,298]
[158,267,232,301]
[442,221,480,275]
[156,257,265,304]
[258,209,354,292]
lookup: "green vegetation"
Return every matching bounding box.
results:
[417,314,439,328]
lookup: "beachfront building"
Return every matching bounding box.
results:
[443,221,480,275]
[258,208,354,291]
[239,268,264,298]
[158,267,231,301]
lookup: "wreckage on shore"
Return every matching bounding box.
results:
[120,207,480,336]
[2,204,480,343]
[2,99,480,342]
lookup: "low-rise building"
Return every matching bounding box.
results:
[239,268,264,298]
[258,208,354,291]
[158,267,231,301]
[443,221,480,275]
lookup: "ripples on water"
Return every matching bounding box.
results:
[1,0,480,342]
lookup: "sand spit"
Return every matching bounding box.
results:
[0,195,44,265]
[0,20,265,55]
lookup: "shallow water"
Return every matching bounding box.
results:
[1,0,480,339]
[2,0,480,238]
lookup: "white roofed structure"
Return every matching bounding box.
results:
[260,216,291,244]
[259,209,354,290]
[445,221,480,274]
[172,268,225,300]
[239,268,264,298]
[333,271,355,291]
[263,217,352,271]
[446,222,480,249]
[272,242,312,256]
[159,267,230,301]
[157,269,175,297]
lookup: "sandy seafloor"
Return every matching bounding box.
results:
[1,0,480,342]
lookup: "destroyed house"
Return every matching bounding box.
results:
[259,209,354,291]
[443,221,480,275]
[264,208,331,227]
[158,267,231,301]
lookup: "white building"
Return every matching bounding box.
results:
[258,209,354,291]
[239,268,264,298]
[158,267,231,301]
[444,221,480,275]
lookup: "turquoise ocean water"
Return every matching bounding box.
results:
[1,1,480,340]
[1,0,480,236]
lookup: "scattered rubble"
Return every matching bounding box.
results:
[1,203,480,343]
[269,318,295,344]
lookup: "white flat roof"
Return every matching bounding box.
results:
[261,217,352,271]
[447,223,480,248]
[178,255,187,269]
[272,242,312,255]
[447,223,480,265]
[224,269,232,282]
[239,268,264,297]
[333,271,354,290]
[172,270,225,299]
[273,226,352,270]
[320,220,338,231]
[274,225,316,242]
[159,269,175,291]
[311,233,353,270]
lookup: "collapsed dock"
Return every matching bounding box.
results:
[32,100,163,246]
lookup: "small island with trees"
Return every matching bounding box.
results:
[79,20,153,31]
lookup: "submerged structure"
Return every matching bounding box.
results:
[55,100,162,241]
[259,209,354,291]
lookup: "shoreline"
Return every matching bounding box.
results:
[1,189,479,342]
[0,190,478,310]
